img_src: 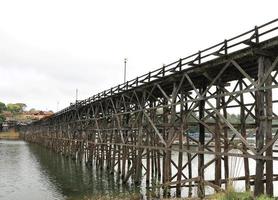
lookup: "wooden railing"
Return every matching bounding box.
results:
[54,18,278,117]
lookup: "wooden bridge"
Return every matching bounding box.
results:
[21,19,278,198]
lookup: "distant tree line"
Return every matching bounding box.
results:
[0,102,6,123]
[0,102,27,123]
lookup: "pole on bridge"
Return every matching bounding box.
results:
[76,89,78,102]
[124,58,127,83]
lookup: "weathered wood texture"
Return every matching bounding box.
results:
[20,19,278,198]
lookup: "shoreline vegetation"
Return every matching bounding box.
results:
[74,186,276,200]
[78,194,275,200]
[0,131,20,140]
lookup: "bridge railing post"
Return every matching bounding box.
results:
[224,39,228,55]
[255,25,259,44]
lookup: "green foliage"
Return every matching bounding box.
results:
[212,185,276,200]
[15,103,27,110]
[227,114,240,124]
[213,186,252,200]
[0,101,6,112]
[0,114,5,123]
[7,103,27,113]
[0,101,6,123]
[256,195,275,200]
[80,192,141,200]
[7,104,21,113]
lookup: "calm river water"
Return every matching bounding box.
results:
[1,140,278,200]
[0,140,140,200]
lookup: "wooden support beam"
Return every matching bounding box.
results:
[214,86,222,188]
[239,80,250,190]
[198,86,205,198]
[176,91,184,197]
[221,92,229,189]
[265,58,273,196]
[254,56,266,196]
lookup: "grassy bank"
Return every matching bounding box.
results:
[0,131,20,140]
[73,188,276,200]
[212,186,275,200]
[77,195,275,200]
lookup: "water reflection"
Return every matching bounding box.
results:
[28,143,140,199]
[0,140,139,200]
[1,140,278,199]
[0,140,63,200]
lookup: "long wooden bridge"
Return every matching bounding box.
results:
[21,19,278,198]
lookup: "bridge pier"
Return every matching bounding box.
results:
[255,56,274,196]
[265,57,273,196]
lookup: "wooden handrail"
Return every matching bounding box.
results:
[54,18,278,117]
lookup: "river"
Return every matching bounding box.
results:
[0,140,278,200]
[0,140,139,200]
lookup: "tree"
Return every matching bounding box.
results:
[0,101,6,113]
[15,103,27,111]
[6,103,27,113]
[0,114,5,123]
[7,104,21,113]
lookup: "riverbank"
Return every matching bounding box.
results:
[80,195,274,200]
[78,189,275,200]
[0,131,20,140]
[80,195,197,200]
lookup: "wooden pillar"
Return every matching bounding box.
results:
[100,132,105,169]
[185,94,192,197]
[215,86,221,188]
[198,86,205,198]
[265,58,273,196]
[135,111,143,184]
[162,97,168,195]
[146,100,154,184]
[121,136,126,179]
[117,133,121,176]
[239,80,250,190]
[177,91,184,197]
[107,132,113,170]
[111,130,117,174]
[157,135,161,179]
[221,92,229,189]
[146,130,150,184]
[254,56,266,196]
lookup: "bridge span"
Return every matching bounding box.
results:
[21,19,278,198]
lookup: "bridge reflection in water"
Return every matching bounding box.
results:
[0,140,140,200]
[28,142,138,199]
[21,19,278,198]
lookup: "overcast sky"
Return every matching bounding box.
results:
[0,0,277,111]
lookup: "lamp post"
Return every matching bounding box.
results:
[124,58,127,83]
[75,89,78,102]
